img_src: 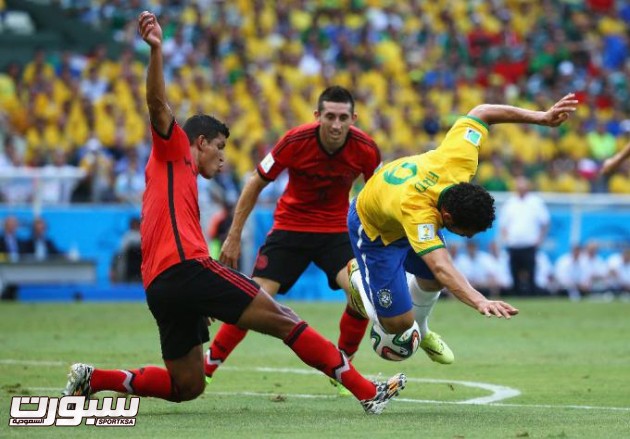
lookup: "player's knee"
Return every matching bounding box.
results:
[277,303,299,321]
[264,305,301,339]
[176,383,205,402]
[171,377,205,402]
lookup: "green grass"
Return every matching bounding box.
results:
[1,298,629,438]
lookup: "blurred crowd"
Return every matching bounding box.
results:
[1,0,630,206]
[449,239,630,300]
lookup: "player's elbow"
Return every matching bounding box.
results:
[467,104,493,124]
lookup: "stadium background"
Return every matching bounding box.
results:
[0,0,629,300]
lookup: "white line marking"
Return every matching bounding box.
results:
[23,388,630,412]
[0,359,65,366]
[4,359,630,412]
[236,366,520,404]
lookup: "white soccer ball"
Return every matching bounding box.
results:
[370,321,420,361]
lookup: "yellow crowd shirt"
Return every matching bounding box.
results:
[356,116,488,255]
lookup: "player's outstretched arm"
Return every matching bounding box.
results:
[422,248,519,318]
[138,11,173,136]
[600,142,630,176]
[219,171,269,268]
[468,93,578,127]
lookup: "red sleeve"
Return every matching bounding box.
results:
[150,121,190,162]
[256,131,294,181]
[362,143,381,181]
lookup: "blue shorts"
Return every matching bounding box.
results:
[347,198,444,318]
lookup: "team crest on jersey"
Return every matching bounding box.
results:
[377,289,393,308]
[464,128,481,147]
[260,153,275,173]
[418,224,435,242]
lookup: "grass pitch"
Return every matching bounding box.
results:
[1,298,629,438]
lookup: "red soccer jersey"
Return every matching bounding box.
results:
[140,121,209,288]
[257,122,381,233]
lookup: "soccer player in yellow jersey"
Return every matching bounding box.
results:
[347,94,579,363]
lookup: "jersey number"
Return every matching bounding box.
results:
[383,162,417,185]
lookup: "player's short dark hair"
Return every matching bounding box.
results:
[317,86,355,113]
[182,114,230,144]
[440,182,495,232]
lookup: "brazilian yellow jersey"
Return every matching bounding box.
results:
[356,116,489,255]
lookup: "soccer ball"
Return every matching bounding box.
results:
[369,321,420,361]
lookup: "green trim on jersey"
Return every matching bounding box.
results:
[417,244,446,256]
[463,115,489,130]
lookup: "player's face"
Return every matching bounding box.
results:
[197,134,226,179]
[315,101,357,151]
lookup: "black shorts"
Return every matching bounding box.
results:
[146,258,259,360]
[252,230,354,294]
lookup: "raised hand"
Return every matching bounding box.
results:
[138,11,163,48]
[541,93,579,127]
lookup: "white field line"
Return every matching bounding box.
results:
[22,388,630,412]
[3,359,630,412]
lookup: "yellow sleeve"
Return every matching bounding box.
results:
[437,116,489,180]
[400,192,445,255]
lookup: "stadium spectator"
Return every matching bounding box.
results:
[204,86,384,396]
[607,248,630,296]
[453,240,497,297]
[578,241,610,297]
[22,47,54,87]
[40,149,85,204]
[555,244,585,301]
[0,215,26,300]
[74,135,115,202]
[499,175,550,296]
[0,215,26,262]
[535,249,556,295]
[346,94,578,360]
[161,25,194,74]
[23,217,63,261]
[113,149,145,204]
[79,65,108,104]
[0,135,33,204]
[111,216,142,283]
[487,240,513,297]
[63,12,406,415]
[207,159,241,208]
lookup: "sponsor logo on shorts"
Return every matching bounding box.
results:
[377,289,393,308]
